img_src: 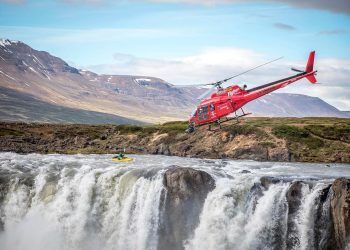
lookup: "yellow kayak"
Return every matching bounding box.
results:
[112,157,134,163]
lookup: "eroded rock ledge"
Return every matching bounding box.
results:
[255,176,350,249]
[1,120,349,163]
[159,166,215,250]
[330,178,350,249]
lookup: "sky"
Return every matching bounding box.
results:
[0,0,350,110]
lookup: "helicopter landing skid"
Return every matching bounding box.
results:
[208,109,251,131]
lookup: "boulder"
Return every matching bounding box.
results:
[159,166,215,250]
[314,185,332,249]
[286,181,304,249]
[329,178,350,249]
[260,176,281,189]
[239,170,251,174]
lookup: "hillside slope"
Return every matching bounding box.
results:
[0,86,143,124]
[0,39,196,123]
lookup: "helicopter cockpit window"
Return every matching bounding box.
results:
[198,105,209,121]
[198,105,208,114]
[191,109,197,117]
[210,103,215,111]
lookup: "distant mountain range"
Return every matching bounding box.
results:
[0,38,348,124]
[246,93,349,118]
[0,86,143,124]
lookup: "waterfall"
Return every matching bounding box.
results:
[0,154,166,250]
[0,153,349,250]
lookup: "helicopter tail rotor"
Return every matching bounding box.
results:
[291,67,304,73]
[290,51,317,84]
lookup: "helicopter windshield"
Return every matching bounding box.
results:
[191,109,197,117]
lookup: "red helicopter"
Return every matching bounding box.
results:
[186,51,317,133]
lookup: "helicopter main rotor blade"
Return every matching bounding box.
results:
[173,84,207,88]
[197,85,216,100]
[210,56,284,85]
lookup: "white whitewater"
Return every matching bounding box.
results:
[0,152,349,250]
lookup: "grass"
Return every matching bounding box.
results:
[0,128,24,136]
[0,118,348,162]
[116,124,144,134]
[272,125,324,150]
[305,125,350,143]
[116,121,188,135]
[273,125,309,139]
[245,117,350,128]
[259,141,277,148]
[225,124,268,139]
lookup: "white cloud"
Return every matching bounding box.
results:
[86,47,350,110]
[89,47,265,84]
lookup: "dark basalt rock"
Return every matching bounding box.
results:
[328,178,350,250]
[314,185,332,249]
[159,166,215,250]
[286,181,304,214]
[260,176,281,189]
[163,166,215,200]
[286,181,304,249]
[240,170,251,174]
[247,182,264,214]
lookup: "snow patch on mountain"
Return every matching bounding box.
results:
[0,70,16,81]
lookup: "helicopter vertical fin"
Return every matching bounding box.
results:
[305,51,315,73]
[305,51,317,83]
[306,74,317,83]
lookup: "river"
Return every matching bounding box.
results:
[0,152,349,250]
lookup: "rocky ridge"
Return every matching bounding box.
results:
[0,117,349,163]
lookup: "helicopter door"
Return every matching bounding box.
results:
[198,105,209,121]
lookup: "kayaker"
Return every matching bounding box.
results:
[113,149,125,159]
[117,152,125,160]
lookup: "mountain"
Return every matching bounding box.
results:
[342,111,350,117]
[0,86,143,124]
[0,39,197,123]
[0,38,348,124]
[245,93,349,118]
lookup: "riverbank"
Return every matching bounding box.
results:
[0,117,349,163]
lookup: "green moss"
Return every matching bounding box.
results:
[305,125,350,143]
[0,128,24,136]
[52,125,104,139]
[158,121,188,134]
[273,125,324,150]
[116,124,143,134]
[259,141,277,148]
[225,124,268,138]
[115,121,187,135]
[273,125,309,139]
[58,148,108,154]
